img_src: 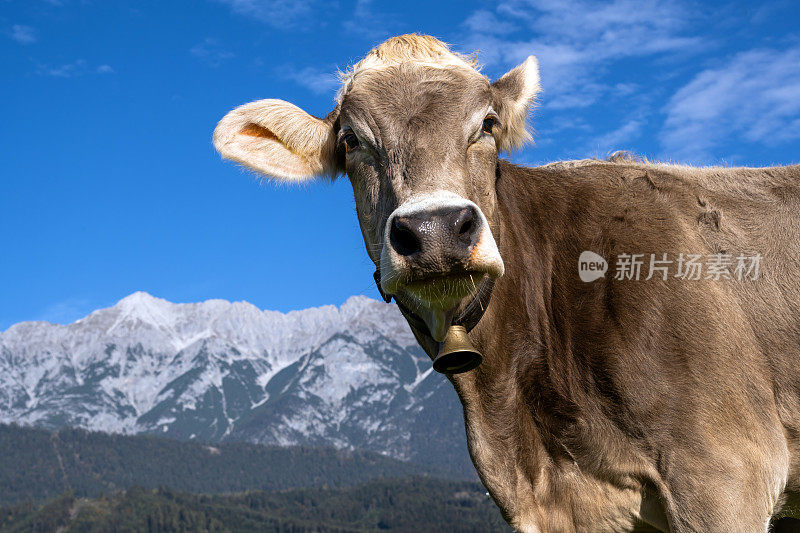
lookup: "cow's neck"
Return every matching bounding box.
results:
[447,160,602,528]
[453,160,578,428]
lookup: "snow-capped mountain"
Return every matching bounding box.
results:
[0,293,473,476]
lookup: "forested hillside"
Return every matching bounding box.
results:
[0,424,461,507]
[0,479,510,532]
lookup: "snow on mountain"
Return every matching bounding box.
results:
[0,293,473,476]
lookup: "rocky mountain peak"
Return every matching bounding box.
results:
[0,292,473,476]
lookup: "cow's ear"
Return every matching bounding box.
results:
[213,99,339,181]
[491,56,541,151]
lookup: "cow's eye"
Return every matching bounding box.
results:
[482,116,497,136]
[343,131,360,152]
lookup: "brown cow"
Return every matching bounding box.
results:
[214,34,800,532]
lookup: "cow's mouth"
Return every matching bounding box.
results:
[392,270,490,342]
[403,271,486,302]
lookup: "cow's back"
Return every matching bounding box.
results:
[536,158,800,360]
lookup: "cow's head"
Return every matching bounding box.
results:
[214,35,540,342]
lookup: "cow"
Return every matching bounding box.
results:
[213,34,800,532]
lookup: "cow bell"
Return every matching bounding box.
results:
[432,325,483,374]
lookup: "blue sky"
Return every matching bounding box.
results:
[2,0,799,329]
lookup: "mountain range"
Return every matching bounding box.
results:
[0,292,474,476]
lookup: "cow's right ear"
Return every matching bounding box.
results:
[491,56,541,152]
[213,99,339,181]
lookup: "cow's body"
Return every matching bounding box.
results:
[452,157,800,531]
[214,34,800,532]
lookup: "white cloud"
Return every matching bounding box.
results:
[342,0,396,40]
[461,0,702,109]
[36,59,88,77]
[661,46,800,162]
[277,65,340,95]
[190,38,235,67]
[591,118,645,152]
[36,59,114,78]
[10,24,37,44]
[613,83,640,97]
[214,0,316,27]
[463,9,518,36]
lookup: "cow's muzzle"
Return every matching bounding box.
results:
[379,191,503,341]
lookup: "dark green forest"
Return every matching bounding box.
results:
[0,424,464,507]
[6,423,797,531]
[0,424,508,531]
[0,478,510,532]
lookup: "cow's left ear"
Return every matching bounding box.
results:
[491,56,541,151]
[213,99,339,182]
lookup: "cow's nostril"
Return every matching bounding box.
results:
[390,217,422,256]
[388,205,481,260]
[454,207,478,244]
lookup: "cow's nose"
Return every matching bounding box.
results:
[389,206,480,260]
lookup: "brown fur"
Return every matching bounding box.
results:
[455,157,800,531]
